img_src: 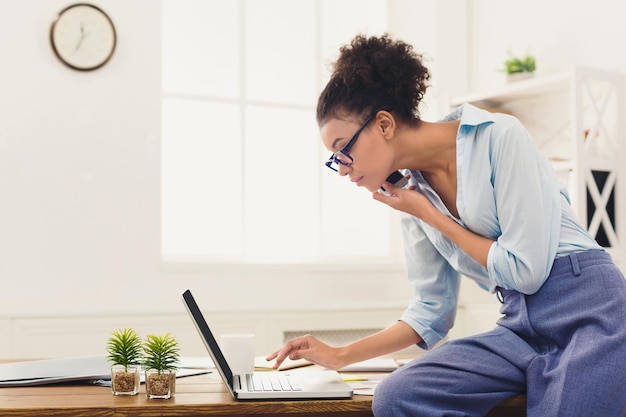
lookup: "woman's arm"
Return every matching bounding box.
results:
[266,321,421,370]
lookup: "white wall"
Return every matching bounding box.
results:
[468,0,626,93]
[391,1,626,100]
[0,0,624,358]
[0,0,164,316]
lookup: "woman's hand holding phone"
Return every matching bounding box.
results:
[374,171,439,222]
[378,171,409,196]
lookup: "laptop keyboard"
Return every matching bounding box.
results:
[245,373,303,392]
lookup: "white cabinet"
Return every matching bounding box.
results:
[449,67,624,268]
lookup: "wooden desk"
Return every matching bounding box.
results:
[0,372,369,417]
[0,372,526,417]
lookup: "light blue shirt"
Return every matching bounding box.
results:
[400,103,602,349]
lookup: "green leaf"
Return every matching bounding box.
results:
[142,333,180,372]
[106,328,143,371]
[503,51,536,74]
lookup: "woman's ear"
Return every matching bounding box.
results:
[377,110,395,139]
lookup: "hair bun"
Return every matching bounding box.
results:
[318,33,430,125]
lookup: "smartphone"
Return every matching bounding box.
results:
[379,171,409,196]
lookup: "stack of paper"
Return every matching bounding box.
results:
[0,355,111,387]
[336,357,399,372]
[0,355,212,387]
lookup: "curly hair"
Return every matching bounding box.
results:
[316,33,430,127]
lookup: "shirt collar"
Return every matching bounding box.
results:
[441,103,496,128]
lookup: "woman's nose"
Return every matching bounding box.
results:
[338,164,351,176]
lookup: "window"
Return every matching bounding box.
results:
[161,0,403,267]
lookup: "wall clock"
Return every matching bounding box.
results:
[50,3,117,71]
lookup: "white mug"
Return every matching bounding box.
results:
[220,333,255,376]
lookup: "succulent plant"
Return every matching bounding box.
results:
[106,328,142,372]
[142,333,180,373]
[503,52,536,75]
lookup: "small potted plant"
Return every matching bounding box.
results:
[106,328,142,396]
[503,51,536,83]
[142,333,180,399]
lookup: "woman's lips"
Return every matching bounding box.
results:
[351,176,363,186]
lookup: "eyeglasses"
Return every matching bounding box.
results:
[324,107,392,172]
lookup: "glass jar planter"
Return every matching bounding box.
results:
[145,369,176,399]
[110,364,140,396]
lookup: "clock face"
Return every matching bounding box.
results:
[50,3,116,71]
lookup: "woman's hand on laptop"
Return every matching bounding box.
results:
[267,322,422,371]
[266,335,348,371]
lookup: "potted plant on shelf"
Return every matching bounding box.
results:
[142,333,180,399]
[503,52,536,83]
[106,328,142,396]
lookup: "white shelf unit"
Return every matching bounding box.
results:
[450,66,625,268]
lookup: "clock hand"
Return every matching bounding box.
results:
[74,23,86,53]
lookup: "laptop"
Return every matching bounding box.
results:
[181,289,353,400]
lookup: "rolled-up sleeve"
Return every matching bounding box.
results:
[399,213,461,349]
[486,120,561,294]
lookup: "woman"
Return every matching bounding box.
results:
[266,34,626,417]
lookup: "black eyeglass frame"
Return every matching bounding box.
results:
[324,107,392,172]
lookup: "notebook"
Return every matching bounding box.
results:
[0,355,110,387]
[181,289,353,400]
[0,355,209,387]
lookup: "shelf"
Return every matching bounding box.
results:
[450,72,570,107]
[550,159,573,172]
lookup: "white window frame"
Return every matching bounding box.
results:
[160,0,406,274]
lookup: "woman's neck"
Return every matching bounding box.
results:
[394,119,460,175]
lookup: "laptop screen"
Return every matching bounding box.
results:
[182,289,234,389]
